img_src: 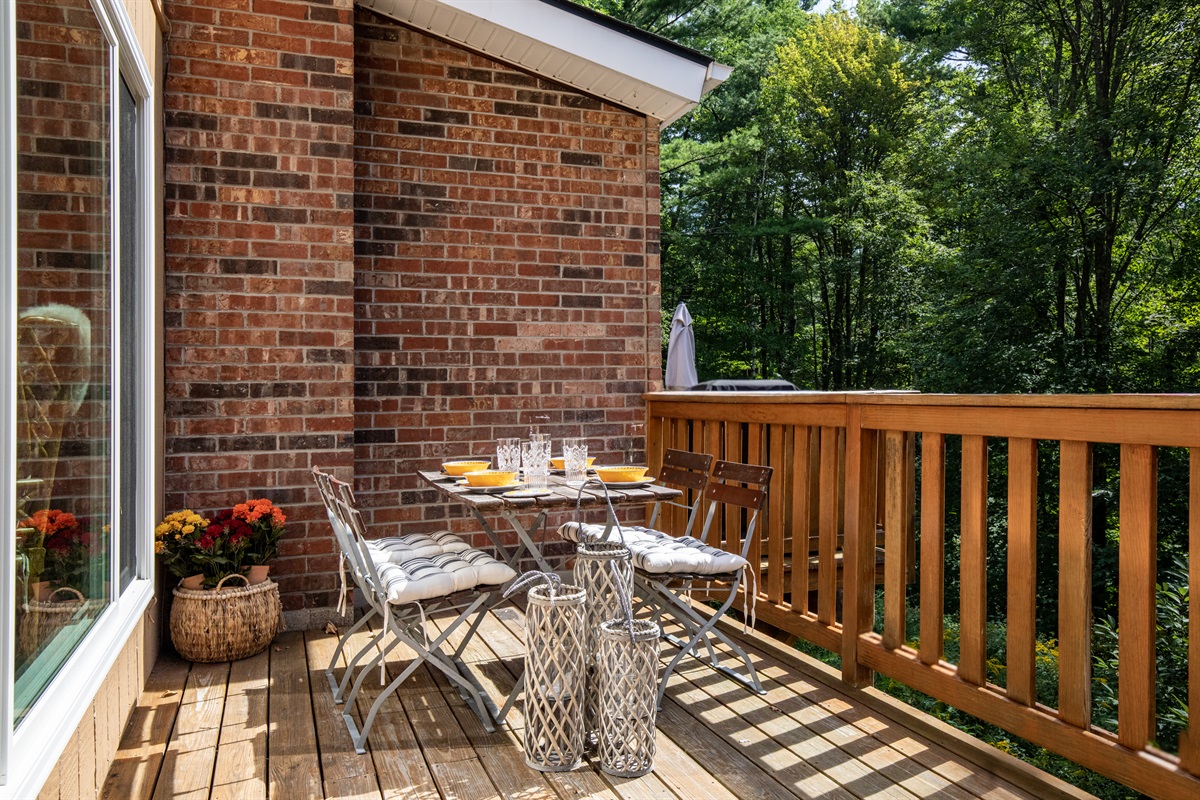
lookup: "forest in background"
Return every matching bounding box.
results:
[577,2,1200,797]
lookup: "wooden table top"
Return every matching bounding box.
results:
[417,470,682,512]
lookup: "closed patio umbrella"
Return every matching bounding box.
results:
[664,302,698,390]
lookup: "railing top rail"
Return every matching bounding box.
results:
[645,391,1200,411]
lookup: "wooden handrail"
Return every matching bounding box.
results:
[645,391,1200,800]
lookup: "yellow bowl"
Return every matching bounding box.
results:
[550,456,596,470]
[593,465,649,483]
[442,460,491,476]
[463,469,518,487]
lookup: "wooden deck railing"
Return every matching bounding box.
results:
[645,391,1200,800]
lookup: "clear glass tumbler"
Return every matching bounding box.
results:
[561,437,588,484]
[497,437,521,472]
[523,434,551,490]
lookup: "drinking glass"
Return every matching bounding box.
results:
[561,437,588,484]
[522,434,551,490]
[496,437,521,472]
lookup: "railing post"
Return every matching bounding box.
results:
[645,402,663,474]
[841,401,877,688]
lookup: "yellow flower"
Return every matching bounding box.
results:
[154,541,165,554]
[182,525,194,535]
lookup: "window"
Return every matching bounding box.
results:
[13,0,114,724]
[2,0,155,792]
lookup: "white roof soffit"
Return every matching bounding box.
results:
[359,0,732,126]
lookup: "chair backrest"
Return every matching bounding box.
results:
[697,459,773,560]
[649,449,714,537]
[312,467,386,601]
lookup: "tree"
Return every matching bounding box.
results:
[868,0,1200,392]
[761,13,928,388]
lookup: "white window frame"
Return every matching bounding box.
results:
[0,0,157,794]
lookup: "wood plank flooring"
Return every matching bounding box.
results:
[101,608,1071,800]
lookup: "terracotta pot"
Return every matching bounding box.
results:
[180,574,205,590]
[246,565,270,585]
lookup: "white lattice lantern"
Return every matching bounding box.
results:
[597,618,660,777]
[523,583,588,771]
[573,540,632,746]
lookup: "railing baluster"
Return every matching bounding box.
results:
[883,430,908,650]
[1184,447,1200,775]
[842,404,878,688]
[1007,437,1038,706]
[1118,443,1158,750]
[919,432,945,666]
[1058,440,1092,728]
[766,423,787,604]
[791,425,813,614]
[959,434,988,686]
[818,425,840,626]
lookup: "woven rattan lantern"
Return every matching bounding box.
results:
[597,618,660,777]
[573,540,632,746]
[523,582,588,771]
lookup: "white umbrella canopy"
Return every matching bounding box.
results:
[664,302,698,390]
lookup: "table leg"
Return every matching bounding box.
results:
[500,508,553,573]
[468,506,554,572]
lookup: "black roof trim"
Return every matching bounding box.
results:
[536,0,715,67]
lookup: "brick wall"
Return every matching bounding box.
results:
[162,0,665,614]
[162,0,356,616]
[353,9,663,549]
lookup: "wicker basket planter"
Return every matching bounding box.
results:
[523,582,588,772]
[170,575,281,662]
[573,541,632,746]
[18,587,99,658]
[597,618,660,777]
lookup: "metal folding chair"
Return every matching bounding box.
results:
[630,459,773,709]
[557,456,773,710]
[312,467,516,753]
[646,448,714,537]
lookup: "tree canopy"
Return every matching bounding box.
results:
[637,0,1200,394]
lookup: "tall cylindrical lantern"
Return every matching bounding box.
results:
[522,583,588,771]
[573,541,632,746]
[597,618,660,777]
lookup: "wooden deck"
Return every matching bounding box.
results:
[100,606,1081,800]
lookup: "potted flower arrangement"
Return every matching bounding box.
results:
[156,498,285,662]
[18,508,89,596]
[154,498,286,589]
[16,508,97,656]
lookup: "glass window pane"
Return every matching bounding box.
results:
[118,74,138,592]
[13,0,112,723]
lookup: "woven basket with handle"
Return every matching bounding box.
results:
[170,574,282,662]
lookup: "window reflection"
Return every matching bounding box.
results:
[13,0,112,721]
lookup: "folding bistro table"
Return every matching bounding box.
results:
[417,470,682,573]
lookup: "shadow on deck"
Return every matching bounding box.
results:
[99,606,1090,800]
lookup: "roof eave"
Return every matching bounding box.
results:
[358,0,731,127]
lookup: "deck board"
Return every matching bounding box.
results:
[105,607,1080,800]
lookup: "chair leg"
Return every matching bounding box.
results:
[345,595,498,753]
[637,574,766,710]
[327,606,379,702]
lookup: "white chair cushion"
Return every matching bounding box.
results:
[366,530,469,563]
[376,547,517,605]
[558,521,605,543]
[558,522,746,576]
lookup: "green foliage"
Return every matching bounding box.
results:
[1092,557,1192,752]
[794,596,1140,799]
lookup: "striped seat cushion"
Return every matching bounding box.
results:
[374,547,517,605]
[366,530,469,563]
[557,522,746,576]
